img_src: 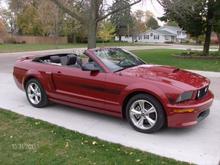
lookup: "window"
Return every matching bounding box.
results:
[144,35,149,39]
[177,31,181,35]
[150,33,153,37]
[138,36,142,40]
[154,35,160,40]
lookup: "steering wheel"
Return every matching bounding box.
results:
[117,58,126,65]
[118,58,133,67]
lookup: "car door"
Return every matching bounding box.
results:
[101,72,130,113]
[51,65,107,110]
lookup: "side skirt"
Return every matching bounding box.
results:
[49,98,123,118]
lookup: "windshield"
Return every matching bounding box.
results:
[93,48,145,72]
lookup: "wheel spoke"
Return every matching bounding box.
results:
[137,117,144,127]
[145,116,156,126]
[34,96,40,103]
[130,108,141,115]
[138,100,145,110]
[145,107,156,115]
[30,85,35,93]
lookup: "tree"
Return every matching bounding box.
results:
[158,0,217,56]
[16,4,43,35]
[37,0,61,36]
[213,0,220,51]
[50,0,142,48]
[0,8,17,35]
[110,0,133,41]
[165,21,178,26]
[0,18,6,42]
[7,0,78,37]
[146,16,159,29]
[203,0,215,56]
[98,21,115,42]
[130,10,147,38]
[0,19,5,33]
[134,10,145,22]
[145,10,153,22]
[61,15,86,43]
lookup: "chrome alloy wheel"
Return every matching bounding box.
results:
[129,99,158,130]
[27,82,42,105]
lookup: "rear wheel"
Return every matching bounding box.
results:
[25,79,48,108]
[126,94,165,133]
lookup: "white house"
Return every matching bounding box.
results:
[115,36,133,43]
[115,26,187,43]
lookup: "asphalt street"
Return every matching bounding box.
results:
[0,46,220,165]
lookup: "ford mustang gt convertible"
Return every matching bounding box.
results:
[13,48,214,133]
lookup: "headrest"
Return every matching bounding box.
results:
[50,56,60,63]
[61,54,77,65]
[76,57,82,66]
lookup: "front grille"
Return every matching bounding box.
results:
[196,86,209,99]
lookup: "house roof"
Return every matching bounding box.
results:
[157,26,186,32]
[143,29,176,36]
[156,30,176,36]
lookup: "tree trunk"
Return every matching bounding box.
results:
[119,35,122,42]
[88,20,97,48]
[87,0,98,49]
[203,0,214,56]
[203,25,212,56]
[217,33,220,51]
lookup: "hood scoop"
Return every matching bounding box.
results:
[172,68,180,73]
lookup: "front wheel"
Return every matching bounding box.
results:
[25,79,48,108]
[126,94,165,133]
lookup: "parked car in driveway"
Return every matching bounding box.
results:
[13,48,214,133]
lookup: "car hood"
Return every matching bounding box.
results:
[117,65,210,90]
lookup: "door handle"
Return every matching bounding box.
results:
[57,71,62,74]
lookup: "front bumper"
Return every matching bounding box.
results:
[166,91,214,128]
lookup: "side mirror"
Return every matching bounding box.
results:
[82,63,100,72]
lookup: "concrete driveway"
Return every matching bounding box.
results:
[0,47,220,165]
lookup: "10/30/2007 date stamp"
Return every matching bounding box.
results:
[11,143,39,151]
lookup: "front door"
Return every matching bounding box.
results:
[52,66,107,110]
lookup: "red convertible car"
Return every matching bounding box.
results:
[13,48,214,133]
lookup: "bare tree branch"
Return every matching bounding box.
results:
[96,0,142,22]
[50,0,85,24]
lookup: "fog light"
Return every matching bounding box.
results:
[174,109,195,113]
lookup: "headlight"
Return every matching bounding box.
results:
[176,91,193,103]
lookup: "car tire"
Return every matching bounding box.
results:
[25,78,48,108]
[126,94,165,133]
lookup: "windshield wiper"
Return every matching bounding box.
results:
[114,64,138,72]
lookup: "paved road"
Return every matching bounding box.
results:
[0,47,220,164]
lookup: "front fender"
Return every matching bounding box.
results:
[119,82,170,111]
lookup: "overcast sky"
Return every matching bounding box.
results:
[132,0,164,25]
[132,1,164,17]
[0,0,164,24]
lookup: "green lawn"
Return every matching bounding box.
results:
[0,42,137,53]
[1,44,219,72]
[0,109,187,165]
[133,49,220,72]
